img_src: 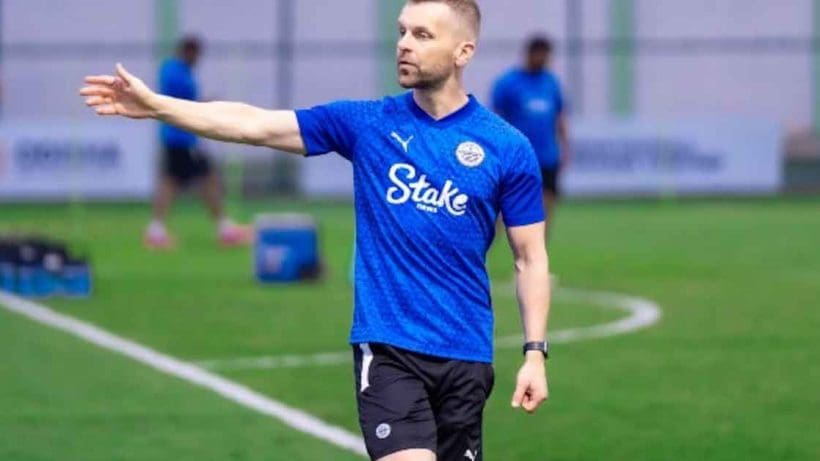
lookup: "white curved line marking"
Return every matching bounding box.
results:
[495,286,661,347]
[0,284,661,459]
[197,352,352,371]
[197,285,662,372]
[0,291,368,457]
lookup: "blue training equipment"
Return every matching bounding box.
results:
[254,213,321,283]
[0,237,93,298]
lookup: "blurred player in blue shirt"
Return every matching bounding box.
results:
[145,36,250,249]
[82,2,551,459]
[492,36,570,245]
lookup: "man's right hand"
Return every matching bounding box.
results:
[80,63,306,153]
[80,63,158,119]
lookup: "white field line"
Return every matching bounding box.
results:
[196,285,662,372]
[0,291,368,458]
[0,284,661,457]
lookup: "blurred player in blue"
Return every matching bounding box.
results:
[145,36,250,249]
[81,1,551,459]
[492,36,570,245]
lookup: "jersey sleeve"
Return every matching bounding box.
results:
[500,140,546,227]
[491,77,512,119]
[295,100,370,161]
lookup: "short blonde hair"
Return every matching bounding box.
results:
[407,0,482,38]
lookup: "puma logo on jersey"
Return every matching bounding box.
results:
[464,448,479,461]
[386,163,469,216]
[391,131,414,153]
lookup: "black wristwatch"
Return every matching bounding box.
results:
[523,341,549,359]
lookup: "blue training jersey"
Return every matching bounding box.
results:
[159,58,199,149]
[296,92,545,363]
[491,69,564,168]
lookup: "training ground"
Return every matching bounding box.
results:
[1,197,818,460]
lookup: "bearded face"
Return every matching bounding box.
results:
[395,2,475,90]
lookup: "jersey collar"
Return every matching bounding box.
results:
[404,91,479,128]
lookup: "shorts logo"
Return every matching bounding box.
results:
[375,423,392,440]
[464,448,479,461]
[456,141,485,168]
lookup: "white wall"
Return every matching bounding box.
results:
[0,0,812,130]
[635,0,811,128]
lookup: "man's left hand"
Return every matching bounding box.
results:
[511,353,549,414]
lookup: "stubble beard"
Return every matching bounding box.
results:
[397,66,449,90]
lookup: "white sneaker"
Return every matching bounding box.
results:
[144,222,175,250]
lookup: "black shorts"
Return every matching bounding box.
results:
[353,343,494,461]
[541,167,560,196]
[162,146,212,186]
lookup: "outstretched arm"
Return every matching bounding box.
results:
[506,222,551,414]
[80,63,306,154]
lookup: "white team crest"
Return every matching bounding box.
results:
[376,423,392,440]
[456,141,485,167]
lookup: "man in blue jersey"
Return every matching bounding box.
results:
[146,36,250,249]
[80,1,550,459]
[492,36,570,244]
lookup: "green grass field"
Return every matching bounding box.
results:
[1,197,818,460]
